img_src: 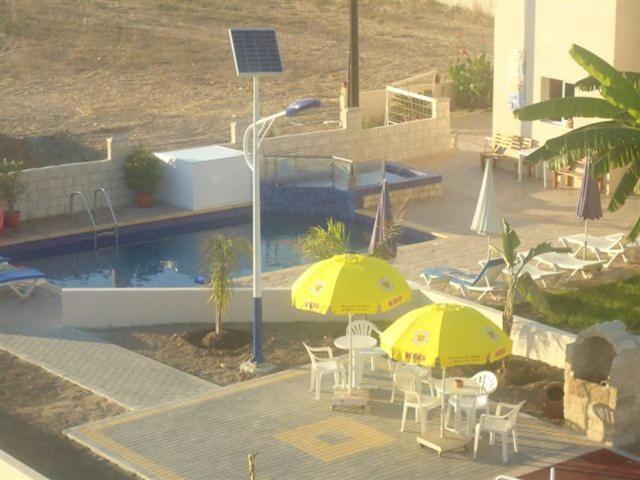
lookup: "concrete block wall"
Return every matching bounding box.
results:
[260,97,452,165]
[12,136,132,221]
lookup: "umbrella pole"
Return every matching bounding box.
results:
[440,368,446,438]
[348,313,353,396]
[486,235,492,261]
[583,220,589,260]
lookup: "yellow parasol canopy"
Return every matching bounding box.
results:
[291,253,411,315]
[380,303,512,368]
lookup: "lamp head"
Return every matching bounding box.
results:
[285,98,321,117]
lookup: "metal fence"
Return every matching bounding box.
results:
[385,86,435,125]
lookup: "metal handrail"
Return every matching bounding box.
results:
[93,188,119,245]
[70,191,98,249]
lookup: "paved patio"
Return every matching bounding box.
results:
[1,324,219,410]
[66,367,598,480]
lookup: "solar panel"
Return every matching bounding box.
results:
[229,28,284,77]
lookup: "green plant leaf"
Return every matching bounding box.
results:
[608,161,640,212]
[576,71,640,92]
[524,123,640,170]
[516,272,550,312]
[569,44,640,119]
[628,216,640,242]
[514,97,623,121]
[590,143,640,177]
[501,219,520,267]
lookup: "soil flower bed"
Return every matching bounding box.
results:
[89,321,564,422]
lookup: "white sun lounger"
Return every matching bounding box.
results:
[503,263,566,287]
[559,233,628,267]
[520,251,604,278]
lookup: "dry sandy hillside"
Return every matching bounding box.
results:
[0,0,492,165]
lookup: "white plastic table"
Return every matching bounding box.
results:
[518,147,548,187]
[436,377,483,437]
[334,335,377,389]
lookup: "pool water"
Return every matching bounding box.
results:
[22,214,401,288]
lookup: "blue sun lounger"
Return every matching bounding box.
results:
[0,268,46,298]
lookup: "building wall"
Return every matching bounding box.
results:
[492,0,637,190]
[13,136,132,221]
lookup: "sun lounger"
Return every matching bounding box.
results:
[0,268,46,298]
[420,266,477,289]
[559,233,628,267]
[521,251,604,278]
[448,258,507,301]
[504,263,566,288]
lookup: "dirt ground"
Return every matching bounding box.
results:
[0,350,137,479]
[0,0,492,162]
[89,321,564,422]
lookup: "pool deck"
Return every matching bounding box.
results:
[64,365,600,480]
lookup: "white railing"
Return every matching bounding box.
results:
[385,86,437,126]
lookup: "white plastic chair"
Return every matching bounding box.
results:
[447,370,498,435]
[474,401,526,463]
[393,367,440,432]
[303,343,344,400]
[389,362,435,403]
[346,319,390,372]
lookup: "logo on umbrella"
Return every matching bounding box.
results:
[484,326,500,341]
[311,281,326,295]
[380,278,394,291]
[412,330,430,346]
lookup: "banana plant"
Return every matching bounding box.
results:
[513,44,640,240]
[494,219,566,337]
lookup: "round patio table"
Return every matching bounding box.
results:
[435,377,483,437]
[334,335,377,389]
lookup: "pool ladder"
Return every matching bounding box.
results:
[70,189,119,249]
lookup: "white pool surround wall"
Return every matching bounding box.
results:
[61,287,430,329]
[62,285,576,369]
[0,451,49,480]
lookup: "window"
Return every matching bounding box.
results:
[541,77,575,126]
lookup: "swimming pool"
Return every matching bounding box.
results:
[13,213,432,288]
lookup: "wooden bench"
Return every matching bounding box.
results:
[552,164,605,191]
[480,134,537,177]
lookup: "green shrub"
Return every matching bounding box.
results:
[297,218,350,261]
[449,52,493,110]
[0,159,27,211]
[123,147,165,194]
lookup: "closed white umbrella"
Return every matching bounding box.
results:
[471,158,502,259]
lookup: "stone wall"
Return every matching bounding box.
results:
[256,98,452,165]
[12,135,131,221]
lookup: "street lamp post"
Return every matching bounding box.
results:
[242,97,321,364]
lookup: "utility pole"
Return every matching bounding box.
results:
[347,0,359,107]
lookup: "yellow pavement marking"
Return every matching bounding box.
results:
[275,417,395,463]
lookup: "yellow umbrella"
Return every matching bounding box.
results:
[292,253,411,394]
[380,303,512,441]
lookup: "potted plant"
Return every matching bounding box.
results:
[123,147,165,208]
[0,159,28,228]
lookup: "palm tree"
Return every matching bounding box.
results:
[297,218,350,261]
[513,44,640,240]
[494,219,565,337]
[202,234,251,335]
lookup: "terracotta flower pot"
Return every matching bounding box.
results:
[540,382,564,419]
[5,210,21,228]
[135,193,155,208]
